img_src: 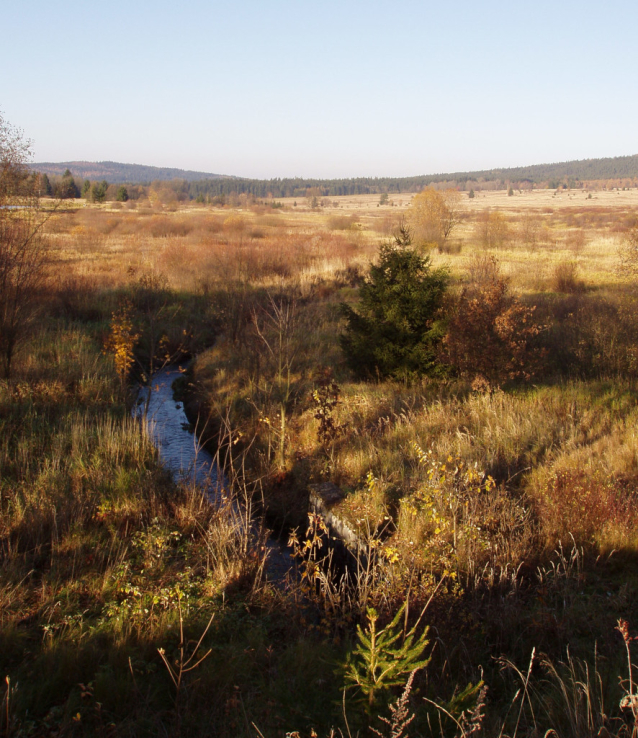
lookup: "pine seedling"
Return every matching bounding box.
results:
[344,603,430,710]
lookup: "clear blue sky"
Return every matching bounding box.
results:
[2,0,637,179]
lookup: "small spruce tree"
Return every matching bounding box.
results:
[58,169,79,199]
[340,224,449,380]
[91,180,108,203]
[40,173,52,196]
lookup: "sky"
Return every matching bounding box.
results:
[2,0,637,179]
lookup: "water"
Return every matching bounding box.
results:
[134,366,223,494]
[134,366,295,583]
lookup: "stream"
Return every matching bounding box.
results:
[134,366,295,584]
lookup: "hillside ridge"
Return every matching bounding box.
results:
[30,153,638,193]
[29,160,227,183]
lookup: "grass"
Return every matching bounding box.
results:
[3,190,638,735]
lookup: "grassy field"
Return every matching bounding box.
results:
[3,188,638,736]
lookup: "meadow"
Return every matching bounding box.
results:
[3,186,638,736]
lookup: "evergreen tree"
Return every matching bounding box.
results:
[82,179,91,198]
[40,173,52,196]
[58,170,79,199]
[91,180,108,203]
[340,225,449,380]
[116,185,129,202]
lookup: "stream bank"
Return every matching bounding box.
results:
[134,366,296,584]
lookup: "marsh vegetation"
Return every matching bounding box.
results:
[4,164,638,736]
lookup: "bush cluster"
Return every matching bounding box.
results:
[340,231,545,384]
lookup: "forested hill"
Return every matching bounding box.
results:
[191,154,638,198]
[29,161,226,183]
[31,153,638,196]
[465,154,638,185]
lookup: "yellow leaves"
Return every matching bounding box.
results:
[104,301,139,386]
[366,471,377,492]
[383,545,400,564]
[407,187,462,248]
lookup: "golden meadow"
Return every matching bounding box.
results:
[3,186,638,736]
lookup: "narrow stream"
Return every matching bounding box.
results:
[134,366,295,584]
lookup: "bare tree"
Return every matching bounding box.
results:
[0,112,50,379]
[0,113,31,203]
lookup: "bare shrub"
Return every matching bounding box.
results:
[465,251,501,287]
[552,261,584,293]
[517,213,544,250]
[156,240,196,276]
[193,214,223,234]
[474,210,510,249]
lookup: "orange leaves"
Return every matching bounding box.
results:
[442,255,546,386]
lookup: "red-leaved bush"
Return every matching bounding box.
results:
[442,255,546,386]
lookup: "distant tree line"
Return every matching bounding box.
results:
[30,153,638,192]
[30,152,638,204]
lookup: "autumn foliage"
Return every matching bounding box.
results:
[104,301,140,388]
[407,188,462,249]
[443,255,545,386]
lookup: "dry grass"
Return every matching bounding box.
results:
[4,189,638,735]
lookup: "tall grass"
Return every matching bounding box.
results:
[4,196,638,735]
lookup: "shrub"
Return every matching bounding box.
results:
[339,226,449,380]
[552,261,584,293]
[536,469,638,548]
[475,210,510,249]
[443,255,545,385]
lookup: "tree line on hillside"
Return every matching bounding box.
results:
[30,151,638,204]
[187,155,638,197]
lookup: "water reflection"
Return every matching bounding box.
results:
[134,366,294,582]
